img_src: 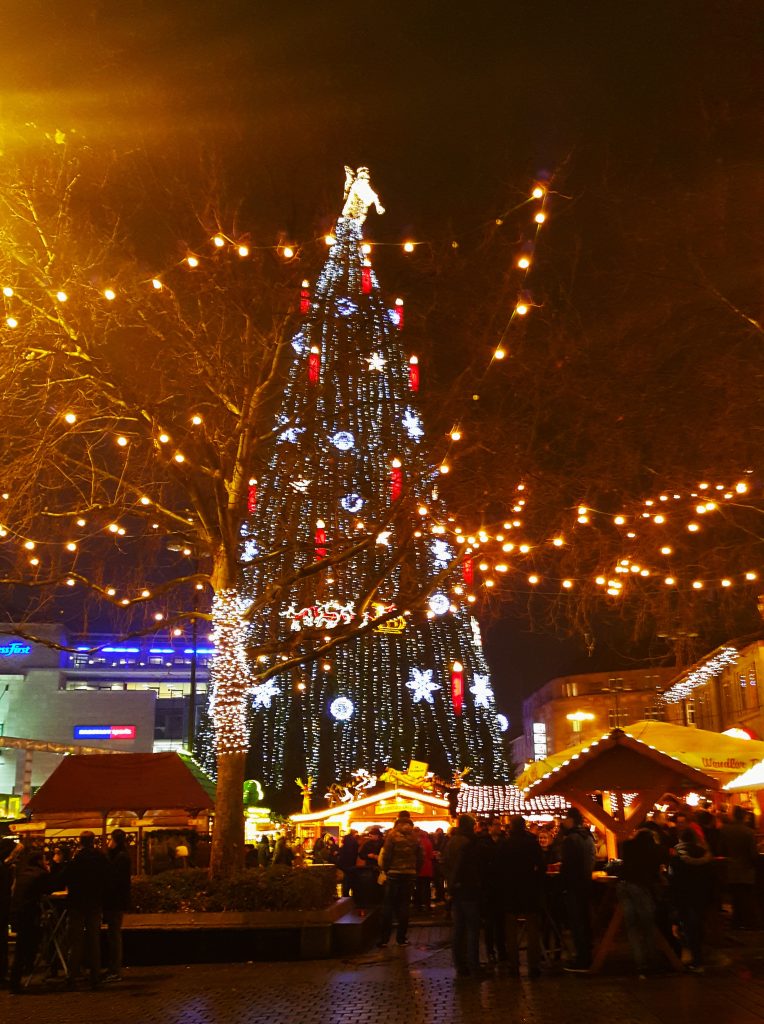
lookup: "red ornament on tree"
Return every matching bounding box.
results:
[451,661,464,716]
[300,280,311,314]
[247,479,258,513]
[393,297,404,330]
[314,520,327,560]
[408,355,419,393]
[390,459,403,502]
[462,557,474,586]
[361,264,372,295]
[308,346,320,385]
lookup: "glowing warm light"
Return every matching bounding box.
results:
[24,540,35,550]
[158,433,170,444]
[528,575,539,585]
[519,544,530,554]
[186,257,199,268]
[141,589,151,598]
[6,317,17,329]
[721,579,732,588]
[515,302,529,316]
[745,571,758,581]
[76,518,86,527]
[324,235,335,246]
[450,429,462,441]
[532,186,545,199]
[237,245,249,257]
[494,347,507,359]
[152,278,163,290]
[577,515,589,524]
[108,523,119,533]
[654,515,665,524]
[66,578,75,587]
[562,579,573,589]
[534,212,546,224]
[614,516,625,525]
[2,287,13,297]
[174,453,185,463]
[418,505,428,516]
[552,537,564,547]
[496,563,508,573]
[64,412,77,424]
[735,482,748,494]
[104,288,116,301]
[517,256,531,269]
[692,580,703,590]
[154,612,164,621]
[595,576,606,586]
[452,661,463,672]
[485,579,495,588]
[213,235,225,248]
[439,463,450,474]
[282,246,295,259]
[361,243,372,255]
[107,588,116,597]
[566,711,594,722]
[687,522,700,532]
[65,542,76,552]
[116,436,128,447]
[29,557,39,566]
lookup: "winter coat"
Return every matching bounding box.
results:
[10,863,49,922]
[417,832,434,878]
[442,828,482,899]
[720,821,758,885]
[669,839,712,904]
[379,821,422,876]
[617,830,665,890]
[503,829,545,913]
[336,834,360,872]
[104,847,132,913]
[559,826,596,890]
[61,847,111,912]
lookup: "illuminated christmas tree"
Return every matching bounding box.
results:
[229,168,510,792]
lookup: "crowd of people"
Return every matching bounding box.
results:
[304,802,761,980]
[0,829,132,993]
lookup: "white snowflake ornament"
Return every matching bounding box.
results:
[406,668,441,704]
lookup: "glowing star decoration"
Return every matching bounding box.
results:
[403,408,424,440]
[497,714,509,733]
[341,493,364,513]
[252,679,280,710]
[430,539,453,568]
[365,352,387,372]
[291,331,306,354]
[341,165,385,224]
[376,531,392,547]
[241,539,259,563]
[331,431,355,451]
[290,478,312,493]
[330,696,355,721]
[428,592,450,616]
[336,298,358,317]
[470,673,494,708]
[406,667,441,704]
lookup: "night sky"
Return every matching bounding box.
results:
[1,1,761,730]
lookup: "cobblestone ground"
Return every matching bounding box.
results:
[4,925,764,1024]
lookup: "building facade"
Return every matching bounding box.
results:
[0,625,209,799]
[518,666,677,762]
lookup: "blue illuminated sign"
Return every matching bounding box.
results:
[0,641,31,657]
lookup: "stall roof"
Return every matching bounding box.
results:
[456,785,569,816]
[724,761,764,792]
[516,720,764,791]
[26,752,215,817]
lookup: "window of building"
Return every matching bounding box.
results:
[148,657,165,666]
[608,708,628,728]
[686,699,696,726]
[532,722,548,759]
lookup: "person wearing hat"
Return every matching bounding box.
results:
[377,812,422,946]
[560,807,596,972]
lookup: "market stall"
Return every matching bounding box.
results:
[290,786,451,838]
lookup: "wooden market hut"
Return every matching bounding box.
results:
[522,728,718,856]
[21,752,214,867]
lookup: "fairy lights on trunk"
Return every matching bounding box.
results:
[208,589,253,755]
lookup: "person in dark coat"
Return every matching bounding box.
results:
[0,837,16,987]
[480,822,507,963]
[8,849,50,993]
[335,831,360,898]
[104,829,132,981]
[378,813,422,946]
[615,828,665,976]
[559,808,596,972]
[503,817,545,977]
[720,805,758,928]
[356,828,384,908]
[61,830,110,990]
[669,827,713,972]
[442,815,483,978]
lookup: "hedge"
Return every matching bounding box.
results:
[130,865,338,914]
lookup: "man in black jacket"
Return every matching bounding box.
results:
[443,815,483,978]
[503,817,545,977]
[62,831,110,989]
[104,829,132,981]
[559,808,596,972]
